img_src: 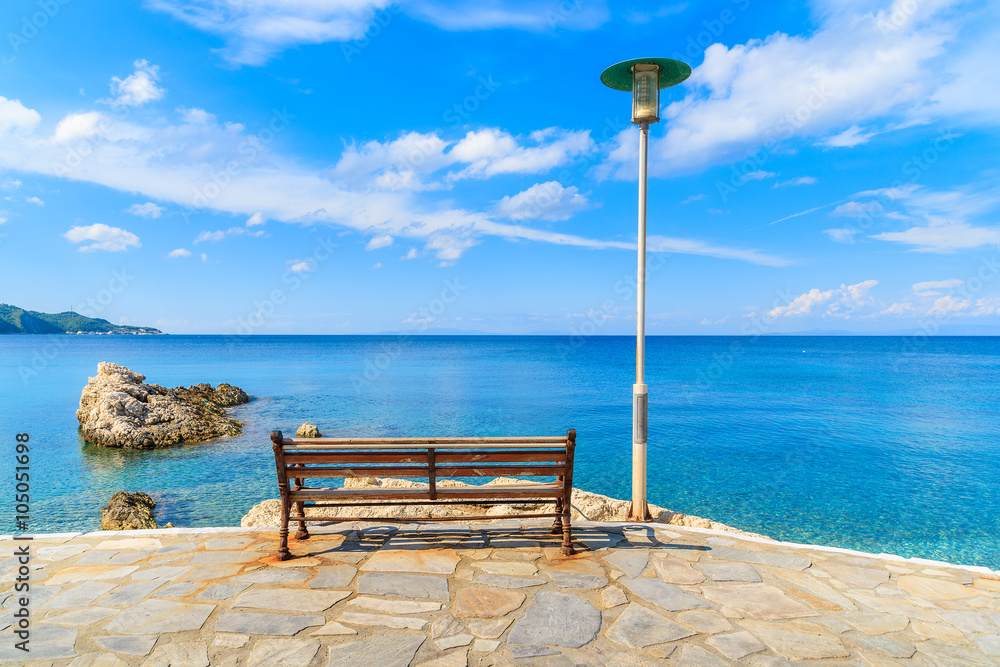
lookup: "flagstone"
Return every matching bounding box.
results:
[846,592,943,622]
[100,580,161,606]
[657,543,707,562]
[473,639,501,652]
[155,582,201,597]
[361,548,461,574]
[145,641,209,667]
[41,581,115,608]
[38,544,90,560]
[180,564,244,580]
[308,564,357,588]
[674,644,731,667]
[840,611,909,635]
[68,651,130,666]
[618,576,710,612]
[472,574,545,589]
[507,591,601,648]
[910,619,967,642]
[95,538,162,551]
[189,550,262,564]
[326,635,425,667]
[430,614,465,638]
[675,609,734,634]
[47,565,139,585]
[154,542,197,554]
[205,537,256,550]
[233,569,308,583]
[92,634,157,656]
[104,599,215,634]
[916,642,997,666]
[467,616,514,638]
[508,644,561,658]
[213,633,250,648]
[0,624,77,660]
[233,588,349,612]
[705,630,767,660]
[651,554,706,584]
[131,565,192,581]
[538,558,608,590]
[977,635,1000,656]
[708,547,811,571]
[436,633,474,650]
[195,582,252,600]
[472,560,538,576]
[574,531,625,550]
[934,609,996,633]
[822,563,891,589]
[973,577,1000,593]
[348,596,443,614]
[696,562,762,582]
[312,621,357,635]
[601,585,628,608]
[740,619,849,660]
[452,586,525,618]
[243,637,320,667]
[358,572,451,600]
[215,612,326,635]
[701,585,819,620]
[605,603,696,648]
[74,550,119,565]
[898,574,977,599]
[843,631,916,658]
[106,551,153,565]
[46,606,118,625]
[602,550,649,579]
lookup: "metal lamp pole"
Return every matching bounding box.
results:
[601,57,691,522]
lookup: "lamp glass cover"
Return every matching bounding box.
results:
[631,64,660,124]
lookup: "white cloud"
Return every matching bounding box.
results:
[286,258,315,272]
[681,193,707,204]
[148,0,609,65]
[774,176,818,188]
[625,3,687,24]
[871,183,1000,252]
[53,111,103,144]
[818,125,876,148]
[928,294,971,315]
[107,60,165,107]
[63,224,141,252]
[913,279,964,292]
[647,235,791,267]
[0,97,785,267]
[402,248,419,260]
[768,279,879,318]
[830,201,883,217]
[25,196,43,206]
[600,1,975,177]
[824,228,860,244]
[493,181,588,222]
[742,170,776,181]
[168,247,191,258]
[373,262,382,269]
[246,212,265,227]
[365,234,394,250]
[127,202,164,218]
[0,97,41,135]
[194,227,265,243]
[200,253,208,262]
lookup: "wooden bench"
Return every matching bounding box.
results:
[269,429,576,559]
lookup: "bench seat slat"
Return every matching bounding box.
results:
[283,442,566,450]
[287,465,567,479]
[289,483,563,501]
[282,451,567,465]
[287,436,566,445]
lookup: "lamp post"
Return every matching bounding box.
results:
[601,57,690,522]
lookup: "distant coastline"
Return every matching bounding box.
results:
[0,303,163,335]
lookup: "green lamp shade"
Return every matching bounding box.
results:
[600,57,691,92]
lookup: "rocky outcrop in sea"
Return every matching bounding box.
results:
[76,362,250,448]
[101,491,158,530]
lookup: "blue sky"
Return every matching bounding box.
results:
[1,0,999,334]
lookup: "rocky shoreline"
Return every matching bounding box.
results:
[241,476,769,540]
[76,362,250,448]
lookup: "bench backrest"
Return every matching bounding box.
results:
[271,430,576,497]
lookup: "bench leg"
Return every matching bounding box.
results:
[560,499,574,556]
[277,491,292,561]
[294,497,310,540]
[551,498,564,535]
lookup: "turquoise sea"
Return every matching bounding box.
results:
[1,334,998,570]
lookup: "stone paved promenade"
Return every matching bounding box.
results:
[2,521,1000,666]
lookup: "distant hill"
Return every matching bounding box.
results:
[0,304,163,335]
